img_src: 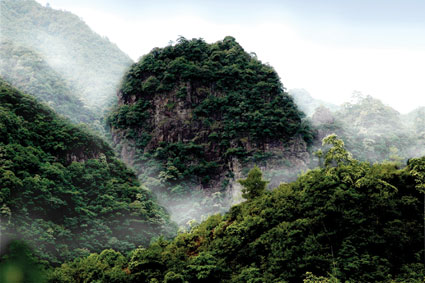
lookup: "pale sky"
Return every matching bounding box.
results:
[35,0,425,113]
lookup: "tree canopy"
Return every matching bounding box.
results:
[49,136,424,282]
[238,166,268,200]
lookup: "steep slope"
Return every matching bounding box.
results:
[0,40,96,125]
[107,37,314,223]
[50,136,425,282]
[0,80,175,264]
[0,0,132,113]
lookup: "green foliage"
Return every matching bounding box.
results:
[51,136,424,282]
[107,99,152,131]
[164,271,185,283]
[48,249,128,283]
[0,80,174,264]
[303,272,338,283]
[0,241,48,283]
[408,157,425,193]
[321,134,353,167]
[186,252,222,282]
[238,166,268,200]
[233,266,264,283]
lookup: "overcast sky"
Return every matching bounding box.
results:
[35,0,425,113]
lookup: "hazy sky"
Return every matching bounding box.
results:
[35,0,425,113]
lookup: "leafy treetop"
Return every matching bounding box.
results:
[238,166,268,200]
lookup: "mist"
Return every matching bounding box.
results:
[0,0,132,119]
[292,89,425,164]
[34,0,425,114]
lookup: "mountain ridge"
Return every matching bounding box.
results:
[0,0,133,115]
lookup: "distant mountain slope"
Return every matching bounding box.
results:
[403,106,425,134]
[311,94,421,162]
[0,40,96,125]
[288,88,339,117]
[0,0,132,113]
[0,80,175,264]
[402,106,425,158]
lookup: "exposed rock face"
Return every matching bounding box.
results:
[107,37,314,223]
[111,84,311,188]
[66,151,101,163]
[227,136,310,205]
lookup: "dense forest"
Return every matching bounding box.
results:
[2,134,423,282]
[0,80,175,265]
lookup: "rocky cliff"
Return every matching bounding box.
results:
[107,37,314,223]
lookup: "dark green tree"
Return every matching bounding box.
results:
[238,166,268,200]
[163,271,185,283]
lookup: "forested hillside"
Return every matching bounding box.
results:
[310,94,425,164]
[107,36,314,224]
[0,0,132,115]
[47,135,424,282]
[403,106,425,137]
[0,80,175,265]
[0,40,96,126]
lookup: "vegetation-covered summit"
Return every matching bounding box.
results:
[0,80,174,264]
[108,37,313,197]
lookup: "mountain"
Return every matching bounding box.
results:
[0,0,132,115]
[288,88,339,117]
[403,106,425,135]
[311,94,420,163]
[49,136,425,282]
[0,80,175,264]
[107,37,314,224]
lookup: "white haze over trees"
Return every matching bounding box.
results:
[35,0,425,114]
[1,0,132,115]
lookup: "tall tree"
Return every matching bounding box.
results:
[238,166,268,200]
